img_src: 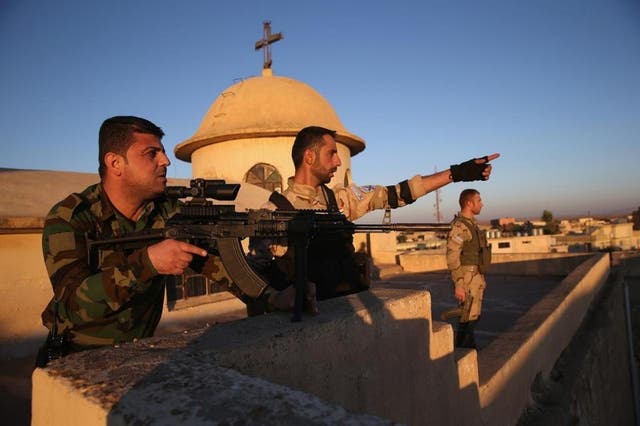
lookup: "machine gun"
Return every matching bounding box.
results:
[86,179,451,321]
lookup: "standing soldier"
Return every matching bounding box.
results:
[446,189,492,349]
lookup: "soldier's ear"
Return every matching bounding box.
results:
[104,152,124,176]
[304,149,315,165]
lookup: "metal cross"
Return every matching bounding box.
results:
[254,21,283,69]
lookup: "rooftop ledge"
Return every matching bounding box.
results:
[0,216,44,233]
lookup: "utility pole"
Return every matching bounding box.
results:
[434,166,443,223]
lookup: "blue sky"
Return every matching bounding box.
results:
[1,0,639,222]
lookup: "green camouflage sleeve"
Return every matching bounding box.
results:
[42,204,160,325]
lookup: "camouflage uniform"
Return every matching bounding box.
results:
[40,183,231,352]
[446,214,489,322]
[277,175,428,221]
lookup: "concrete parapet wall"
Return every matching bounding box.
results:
[477,253,611,424]
[31,254,614,425]
[398,251,592,275]
[33,287,477,425]
[0,233,52,359]
[32,358,390,426]
[518,268,635,424]
[0,233,245,360]
[487,253,592,276]
[399,250,448,272]
[353,232,399,265]
[197,290,469,424]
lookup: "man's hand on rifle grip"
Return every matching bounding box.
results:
[147,240,207,275]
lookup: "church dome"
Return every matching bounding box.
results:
[174,70,365,161]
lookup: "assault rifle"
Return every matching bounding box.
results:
[86,179,451,321]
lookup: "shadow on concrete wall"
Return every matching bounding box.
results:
[34,286,484,425]
[103,290,479,424]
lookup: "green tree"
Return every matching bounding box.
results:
[541,209,559,234]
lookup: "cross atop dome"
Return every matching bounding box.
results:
[254,21,283,70]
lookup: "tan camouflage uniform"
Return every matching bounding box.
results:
[243,175,429,313]
[446,215,487,322]
[276,175,428,221]
[41,183,231,351]
[257,175,430,262]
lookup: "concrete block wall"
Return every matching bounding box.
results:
[0,232,246,360]
[353,232,399,265]
[0,233,52,359]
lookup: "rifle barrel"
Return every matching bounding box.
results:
[352,223,450,233]
[87,229,165,248]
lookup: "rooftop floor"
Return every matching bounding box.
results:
[378,270,563,350]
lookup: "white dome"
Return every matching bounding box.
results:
[175,71,365,162]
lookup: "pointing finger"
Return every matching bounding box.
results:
[179,242,207,257]
[474,153,500,164]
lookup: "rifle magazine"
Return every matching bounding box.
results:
[217,237,269,298]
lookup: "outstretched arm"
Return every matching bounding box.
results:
[420,153,500,193]
[334,153,500,221]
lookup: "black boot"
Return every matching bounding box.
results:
[455,320,478,349]
[455,321,468,347]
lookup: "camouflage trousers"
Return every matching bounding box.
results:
[458,265,486,322]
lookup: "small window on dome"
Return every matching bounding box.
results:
[244,163,283,193]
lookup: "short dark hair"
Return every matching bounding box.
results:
[459,189,479,209]
[98,116,164,177]
[291,126,336,169]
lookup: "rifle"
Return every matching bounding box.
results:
[86,179,451,321]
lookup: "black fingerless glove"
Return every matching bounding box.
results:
[450,157,489,182]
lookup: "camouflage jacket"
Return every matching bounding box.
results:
[279,175,428,221]
[446,214,482,291]
[41,183,178,350]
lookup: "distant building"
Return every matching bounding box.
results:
[396,231,446,251]
[589,222,640,251]
[488,233,562,254]
[491,217,516,228]
[559,219,579,234]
